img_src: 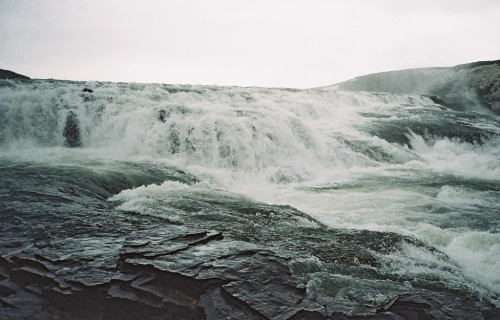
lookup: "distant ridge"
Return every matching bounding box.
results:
[452,59,500,70]
[0,69,31,80]
[322,59,500,114]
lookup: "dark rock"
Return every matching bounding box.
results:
[0,69,30,80]
[158,109,168,122]
[200,287,268,320]
[63,111,81,147]
[0,227,326,320]
[82,88,94,93]
[1,223,500,320]
[377,291,486,320]
[424,95,450,108]
[0,283,15,297]
[288,310,327,320]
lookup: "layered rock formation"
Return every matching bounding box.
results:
[2,228,499,320]
[322,60,500,114]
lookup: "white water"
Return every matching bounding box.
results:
[1,79,499,304]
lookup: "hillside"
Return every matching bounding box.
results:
[323,60,500,114]
[0,69,31,80]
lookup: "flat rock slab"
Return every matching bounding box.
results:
[0,228,326,319]
[2,226,499,320]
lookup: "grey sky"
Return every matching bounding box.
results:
[1,0,500,88]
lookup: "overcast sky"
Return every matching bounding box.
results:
[1,0,500,88]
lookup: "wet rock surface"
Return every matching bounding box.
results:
[1,162,499,319]
[63,111,81,147]
[0,228,322,320]
[1,227,499,319]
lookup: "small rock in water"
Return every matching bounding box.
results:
[63,111,81,148]
[158,109,168,122]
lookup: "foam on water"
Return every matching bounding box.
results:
[447,232,500,292]
[407,132,500,182]
[1,79,499,305]
[0,81,425,169]
[436,185,500,210]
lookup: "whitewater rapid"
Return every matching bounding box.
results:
[1,79,499,306]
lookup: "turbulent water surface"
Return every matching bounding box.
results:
[0,79,499,318]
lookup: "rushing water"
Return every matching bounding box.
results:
[1,79,499,312]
